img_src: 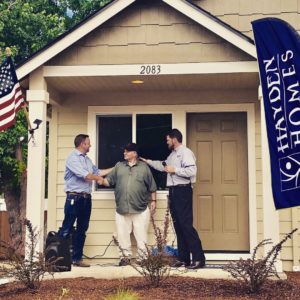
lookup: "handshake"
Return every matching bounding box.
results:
[97,176,105,186]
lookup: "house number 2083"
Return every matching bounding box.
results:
[140,65,161,75]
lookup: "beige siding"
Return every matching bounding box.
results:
[255,102,263,252]
[45,0,300,271]
[193,0,300,39]
[50,107,173,259]
[47,1,252,66]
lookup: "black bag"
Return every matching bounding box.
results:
[45,231,72,272]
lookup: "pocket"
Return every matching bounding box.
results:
[67,195,78,205]
[135,175,144,183]
[65,196,78,214]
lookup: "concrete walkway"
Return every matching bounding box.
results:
[45,260,287,280]
[0,260,287,285]
[46,263,232,280]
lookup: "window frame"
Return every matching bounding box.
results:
[88,106,183,200]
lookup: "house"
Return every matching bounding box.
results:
[17,0,300,272]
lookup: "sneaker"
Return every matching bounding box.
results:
[119,258,130,266]
[72,260,90,267]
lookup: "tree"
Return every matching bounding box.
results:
[0,0,111,251]
[0,0,66,63]
[57,0,111,30]
[0,111,28,251]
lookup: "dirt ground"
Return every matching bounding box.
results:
[0,272,300,299]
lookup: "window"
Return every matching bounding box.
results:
[137,114,172,190]
[97,113,172,190]
[97,115,132,169]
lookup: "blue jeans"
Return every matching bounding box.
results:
[58,194,92,261]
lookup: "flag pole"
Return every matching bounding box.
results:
[5,47,32,131]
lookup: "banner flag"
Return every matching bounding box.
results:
[252,18,300,209]
[0,56,25,131]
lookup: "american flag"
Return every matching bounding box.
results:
[0,57,25,131]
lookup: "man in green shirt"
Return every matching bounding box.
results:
[99,143,157,266]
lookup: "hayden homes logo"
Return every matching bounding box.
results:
[264,50,300,191]
[252,18,300,208]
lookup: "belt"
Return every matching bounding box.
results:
[168,183,191,188]
[66,192,91,198]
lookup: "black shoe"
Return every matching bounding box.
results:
[187,260,205,269]
[119,258,130,266]
[171,260,190,268]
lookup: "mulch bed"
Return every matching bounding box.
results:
[0,272,300,299]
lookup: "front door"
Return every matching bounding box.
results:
[187,113,249,251]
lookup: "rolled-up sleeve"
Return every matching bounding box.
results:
[106,163,118,186]
[145,166,157,193]
[92,164,100,175]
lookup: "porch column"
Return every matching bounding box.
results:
[26,89,49,252]
[259,86,283,272]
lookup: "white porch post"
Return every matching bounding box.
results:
[26,89,49,252]
[259,85,283,272]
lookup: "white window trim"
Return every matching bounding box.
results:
[88,108,174,200]
[88,103,257,259]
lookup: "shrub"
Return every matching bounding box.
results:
[56,287,70,300]
[223,228,298,293]
[113,209,174,287]
[0,218,56,289]
[104,288,139,300]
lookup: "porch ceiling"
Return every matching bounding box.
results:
[45,72,259,94]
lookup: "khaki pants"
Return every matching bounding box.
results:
[115,207,150,258]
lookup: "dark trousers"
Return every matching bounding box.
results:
[58,194,92,261]
[169,186,205,263]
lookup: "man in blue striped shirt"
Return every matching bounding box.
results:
[58,134,112,267]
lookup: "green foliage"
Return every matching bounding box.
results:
[58,0,112,29]
[0,0,112,64]
[104,288,139,300]
[55,287,70,300]
[0,219,57,290]
[0,0,65,63]
[0,110,28,194]
[0,0,111,196]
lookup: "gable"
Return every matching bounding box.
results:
[48,0,253,66]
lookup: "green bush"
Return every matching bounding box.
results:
[104,288,139,300]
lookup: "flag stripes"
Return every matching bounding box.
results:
[0,57,25,131]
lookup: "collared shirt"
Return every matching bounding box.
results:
[148,144,197,187]
[64,149,100,193]
[106,160,157,215]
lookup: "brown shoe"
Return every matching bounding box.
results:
[73,260,90,267]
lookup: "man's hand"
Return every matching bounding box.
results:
[139,157,148,163]
[164,165,175,174]
[150,200,156,215]
[97,177,104,185]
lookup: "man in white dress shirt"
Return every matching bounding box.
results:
[141,129,205,269]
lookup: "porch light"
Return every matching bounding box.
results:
[131,80,144,84]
